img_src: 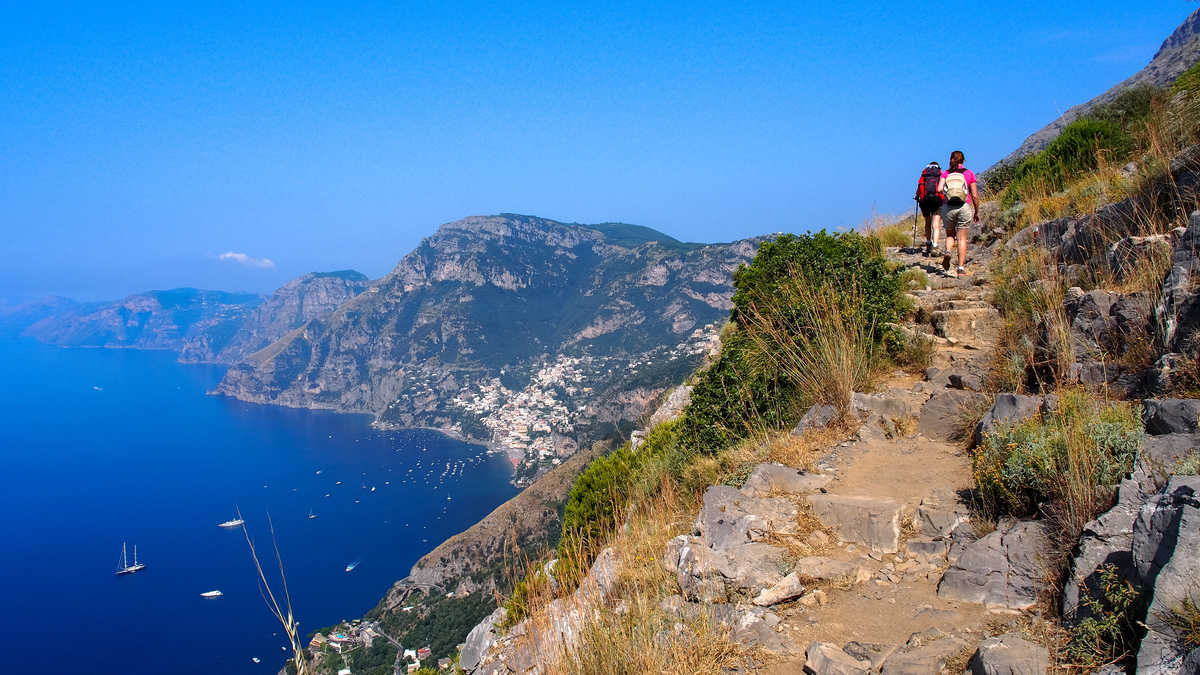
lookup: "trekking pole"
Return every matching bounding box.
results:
[912,203,919,250]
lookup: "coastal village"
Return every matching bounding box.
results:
[450,323,722,484]
[310,619,459,673]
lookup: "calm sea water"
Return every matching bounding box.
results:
[0,339,518,674]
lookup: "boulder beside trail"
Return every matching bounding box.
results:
[967,633,1050,675]
[1142,398,1200,435]
[937,519,1049,611]
[974,394,1042,447]
[1135,476,1200,674]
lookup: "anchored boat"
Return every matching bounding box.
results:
[115,542,145,575]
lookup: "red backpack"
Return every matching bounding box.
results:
[915,163,942,203]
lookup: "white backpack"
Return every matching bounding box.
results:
[944,171,969,206]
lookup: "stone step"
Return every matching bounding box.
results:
[931,299,992,312]
[806,494,903,553]
[930,307,1001,344]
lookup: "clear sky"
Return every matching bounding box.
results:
[1,2,1195,301]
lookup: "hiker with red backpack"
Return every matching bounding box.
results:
[914,161,944,257]
[936,150,980,277]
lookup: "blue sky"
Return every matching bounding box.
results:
[1,2,1195,300]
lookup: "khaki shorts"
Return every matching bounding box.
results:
[940,202,974,236]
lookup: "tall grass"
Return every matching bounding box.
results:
[741,272,883,421]
[972,390,1141,568]
[241,511,310,675]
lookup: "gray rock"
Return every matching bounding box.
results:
[950,372,985,391]
[967,632,1050,675]
[675,536,729,603]
[581,546,618,600]
[794,403,838,433]
[740,463,832,498]
[881,629,968,675]
[662,535,688,576]
[753,571,806,606]
[806,642,872,675]
[791,556,871,584]
[919,390,988,442]
[1062,478,1147,623]
[974,394,1042,447]
[843,642,899,671]
[852,391,915,421]
[1143,398,1200,435]
[938,519,1050,611]
[1135,476,1200,674]
[696,485,801,551]
[906,537,950,559]
[720,542,790,595]
[460,606,506,672]
[647,384,693,429]
[918,487,971,539]
[732,605,791,653]
[807,494,903,553]
[1148,353,1194,396]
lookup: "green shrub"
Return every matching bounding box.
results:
[973,391,1141,517]
[680,232,901,453]
[1172,61,1200,94]
[1066,564,1144,669]
[1001,117,1131,207]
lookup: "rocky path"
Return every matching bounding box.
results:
[460,225,1200,673]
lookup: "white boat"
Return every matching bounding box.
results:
[307,509,317,520]
[115,542,146,575]
[218,515,244,528]
[201,590,223,598]
[251,657,261,663]
[345,560,359,573]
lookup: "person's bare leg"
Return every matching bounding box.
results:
[958,230,968,268]
[931,214,942,250]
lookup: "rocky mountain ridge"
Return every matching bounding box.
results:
[214,214,759,480]
[991,8,1200,172]
[19,288,265,353]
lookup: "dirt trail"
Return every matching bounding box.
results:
[762,244,1005,672]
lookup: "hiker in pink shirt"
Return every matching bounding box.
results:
[936,150,980,277]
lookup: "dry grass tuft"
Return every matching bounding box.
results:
[742,274,884,421]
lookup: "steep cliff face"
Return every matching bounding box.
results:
[992,9,1200,171]
[22,288,264,352]
[215,214,757,464]
[178,270,370,363]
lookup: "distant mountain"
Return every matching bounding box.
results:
[0,296,98,338]
[992,8,1200,171]
[215,214,760,478]
[22,288,264,352]
[179,270,370,363]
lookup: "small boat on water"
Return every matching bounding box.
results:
[115,542,145,575]
[218,517,244,528]
[307,509,317,520]
[345,560,359,573]
[201,590,223,598]
[251,657,261,664]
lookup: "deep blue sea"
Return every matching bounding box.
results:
[0,339,518,674]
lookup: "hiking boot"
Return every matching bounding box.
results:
[957,266,970,276]
[942,253,952,271]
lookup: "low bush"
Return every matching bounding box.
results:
[680,231,902,453]
[1001,117,1131,208]
[1065,564,1144,669]
[972,391,1141,528]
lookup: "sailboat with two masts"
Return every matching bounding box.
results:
[116,541,145,575]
